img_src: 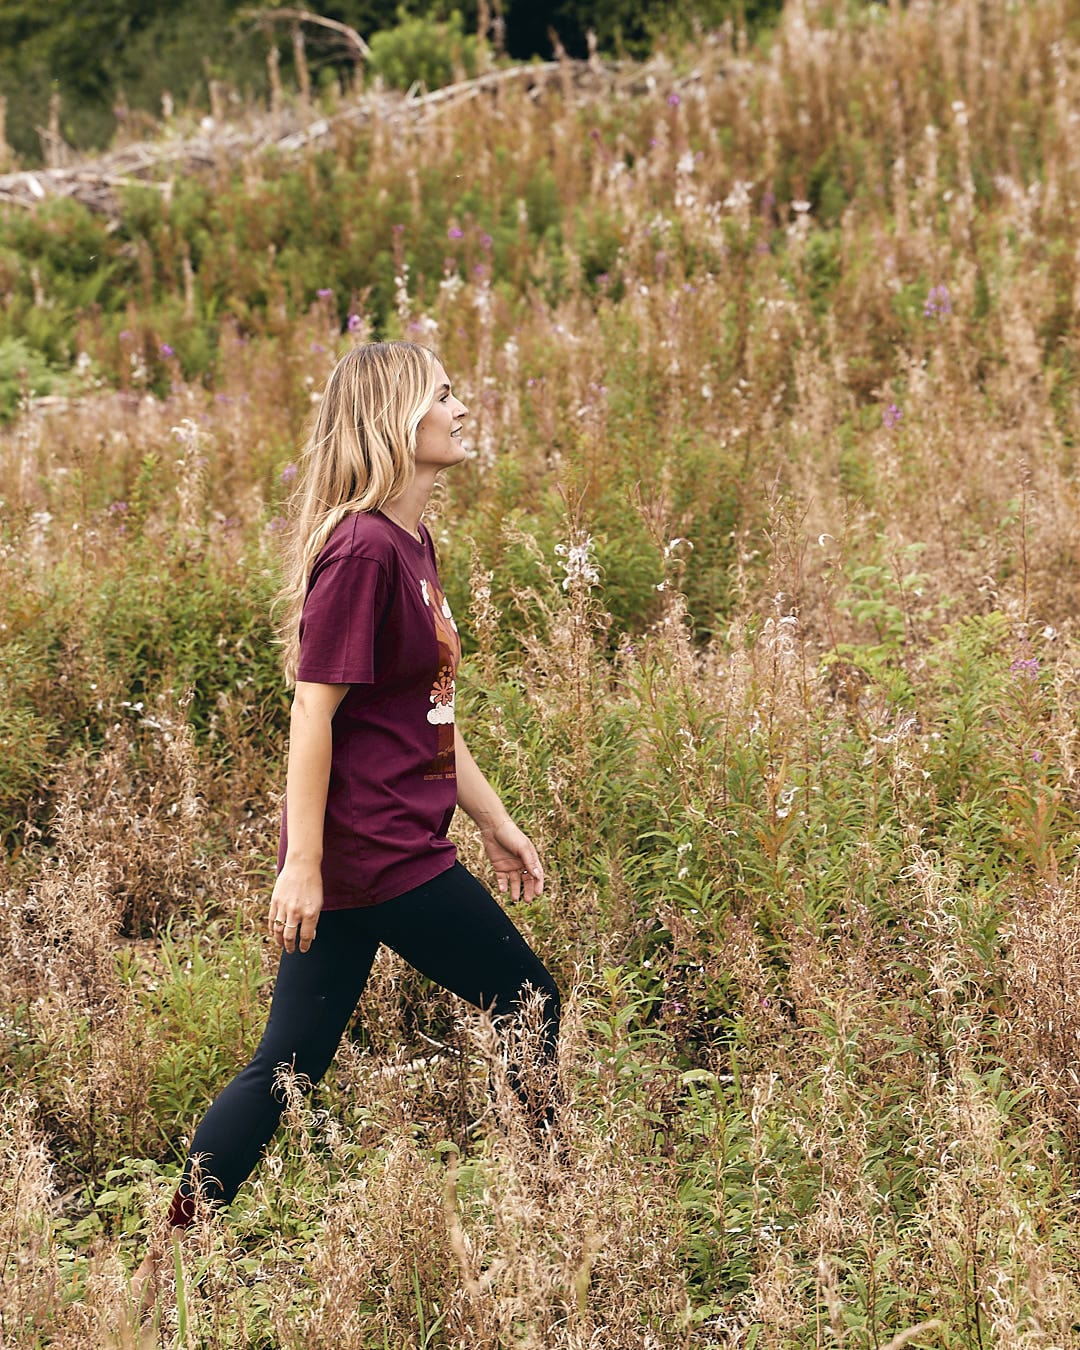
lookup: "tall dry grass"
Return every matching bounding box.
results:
[0,0,1079,1344]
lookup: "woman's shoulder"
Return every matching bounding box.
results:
[317,511,399,570]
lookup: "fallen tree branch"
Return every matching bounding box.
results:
[238,6,372,60]
[0,59,617,214]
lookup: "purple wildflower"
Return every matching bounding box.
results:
[118,329,133,341]
[316,287,333,299]
[280,464,298,482]
[1032,750,1043,763]
[883,403,903,430]
[160,343,175,357]
[347,314,363,333]
[108,500,128,516]
[310,342,325,353]
[1010,657,1040,677]
[480,232,493,250]
[447,226,464,239]
[667,92,681,106]
[924,284,952,318]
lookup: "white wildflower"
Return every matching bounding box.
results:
[171,417,201,451]
[762,613,798,662]
[554,534,600,592]
[723,180,754,213]
[394,264,411,324]
[775,785,798,819]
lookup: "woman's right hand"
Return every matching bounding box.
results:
[268,860,323,954]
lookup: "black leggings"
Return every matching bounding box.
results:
[168,863,559,1224]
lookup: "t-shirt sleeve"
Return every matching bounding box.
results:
[296,556,389,684]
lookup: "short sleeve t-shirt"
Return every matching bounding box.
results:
[277,510,462,909]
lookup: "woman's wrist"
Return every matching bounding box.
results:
[282,848,323,868]
[477,813,512,838]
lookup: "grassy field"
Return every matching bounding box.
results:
[2,0,1080,1345]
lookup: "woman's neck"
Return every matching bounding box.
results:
[381,504,422,541]
[383,473,435,540]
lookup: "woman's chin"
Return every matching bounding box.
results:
[443,442,470,466]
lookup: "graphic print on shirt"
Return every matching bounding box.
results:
[420,574,461,780]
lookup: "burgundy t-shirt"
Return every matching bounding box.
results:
[277,510,462,908]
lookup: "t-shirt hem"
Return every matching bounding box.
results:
[294,666,375,684]
[320,848,458,910]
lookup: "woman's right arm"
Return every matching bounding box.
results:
[268,680,350,953]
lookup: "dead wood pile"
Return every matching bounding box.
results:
[0,60,635,217]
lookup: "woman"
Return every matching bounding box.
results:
[134,341,560,1298]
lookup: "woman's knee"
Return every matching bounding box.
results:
[538,972,561,1027]
[250,1045,336,1099]
[537,975,561,1057]
[253,996,343,1089]
[495,969,560,1034]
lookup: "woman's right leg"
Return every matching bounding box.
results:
[167,908,379,1225]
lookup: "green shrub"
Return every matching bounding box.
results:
[0,336,59,419]
[368,9,487,92]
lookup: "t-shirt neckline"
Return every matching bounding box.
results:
[375,509,428,554]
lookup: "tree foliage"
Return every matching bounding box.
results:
[0,0,777,160]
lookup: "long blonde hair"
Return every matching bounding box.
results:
[277,341,439,683]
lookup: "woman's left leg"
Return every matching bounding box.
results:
[369,862,561,1127]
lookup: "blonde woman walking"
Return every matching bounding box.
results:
[135,341,559,1291]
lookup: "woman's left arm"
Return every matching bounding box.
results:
[454,725,544,902]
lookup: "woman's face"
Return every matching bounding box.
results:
[414,362,469,472]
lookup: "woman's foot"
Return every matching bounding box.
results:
[129,1227,188,1319]
[129,1245,162,1320]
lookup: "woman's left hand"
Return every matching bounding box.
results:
[481,819,544,902]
